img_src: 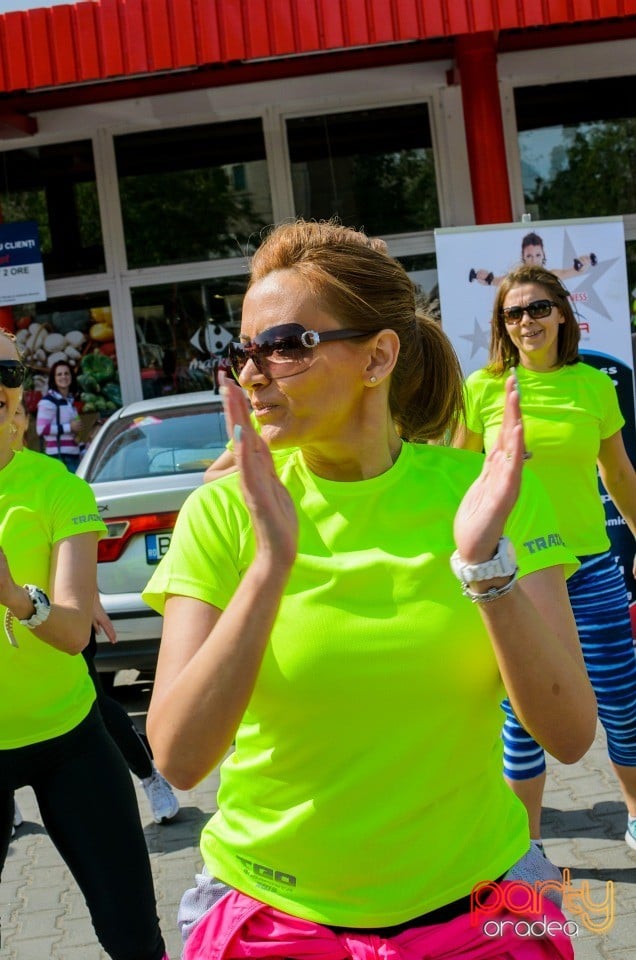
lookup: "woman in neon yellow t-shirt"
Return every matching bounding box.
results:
[145,221,596,958]
[455,263,636,855]
[0,330,168,960]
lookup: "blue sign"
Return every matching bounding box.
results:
[0,221,46,305]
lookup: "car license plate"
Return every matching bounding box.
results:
[146,532,172,564]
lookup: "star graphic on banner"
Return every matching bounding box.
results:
[460,317,491,358]
[560,230,619,322]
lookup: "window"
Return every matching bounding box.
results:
[515,76,636,221]
[115,120,273,268]
[287,104,440,234]
[397,252,439,304]
[0,141,104,279]
[11,293,120,448]
[132,276,248,398]
[83,400,228,482]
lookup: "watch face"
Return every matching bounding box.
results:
[21,585,51,626]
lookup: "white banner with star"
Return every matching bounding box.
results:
[434,215,631,379]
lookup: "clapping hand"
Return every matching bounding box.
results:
[219,374,298,571]
[453,373,525,564]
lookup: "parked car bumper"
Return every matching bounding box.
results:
[93,592,163,674]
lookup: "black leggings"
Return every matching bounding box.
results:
[83,631,154,781]
[0,704,166,960]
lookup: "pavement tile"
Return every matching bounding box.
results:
[54,915,108,947]
[51,947,107,960]
[3,942,64,960]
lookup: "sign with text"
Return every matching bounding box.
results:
[0,221,46,305]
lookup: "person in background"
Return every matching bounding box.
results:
[0,330,169,960]
[144,220,595,960]
[9,398,28,836]
[10,398,178,826]
[90,596,180,824]
[36,359,83,472]
[202,444,240,482]
[455,263,636,852]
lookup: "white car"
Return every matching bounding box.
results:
[77,391,227,688]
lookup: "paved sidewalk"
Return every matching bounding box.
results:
[2,713,635,958]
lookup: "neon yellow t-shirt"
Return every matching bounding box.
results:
[463,362,624,556]
[144,442,575,927]
[0,448,106,749]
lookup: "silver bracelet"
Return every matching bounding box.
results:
[460,570,518,603]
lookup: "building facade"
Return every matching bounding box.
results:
[0,0,635,409]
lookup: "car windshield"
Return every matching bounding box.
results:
[83,403,228,481]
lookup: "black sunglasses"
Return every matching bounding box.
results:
[501,300,558,325]
[228,323,371,380]
[0,361,28,388]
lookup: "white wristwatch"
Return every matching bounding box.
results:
[4,585,51,648]
[19,585,52,627]
[450,536,517,584]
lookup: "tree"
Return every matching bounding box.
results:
[119,166,265,268]
[525,118,636,220]
[352,149,440,235]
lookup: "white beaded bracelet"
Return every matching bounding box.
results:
[4,607,19,647]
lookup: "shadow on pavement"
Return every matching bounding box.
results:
[143,805,212,853]
[562,865,636,885]
[542,802,627,841]
[9,820,47,840]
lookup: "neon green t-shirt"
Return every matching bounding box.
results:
[0,449,106,749]
[144,442,575,927]
[463,362,625,556]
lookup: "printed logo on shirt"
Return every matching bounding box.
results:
[236,855,297,890]
[72,514,102,525]
[523,533,565,554]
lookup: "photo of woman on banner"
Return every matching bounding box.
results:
[469,232,597,288]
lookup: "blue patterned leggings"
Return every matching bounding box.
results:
[502,550,636,780]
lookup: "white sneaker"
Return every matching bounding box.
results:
[141,768,179,823]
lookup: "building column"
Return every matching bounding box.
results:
[455,32,512,225]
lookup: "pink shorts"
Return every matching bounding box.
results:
[181,882,574,960]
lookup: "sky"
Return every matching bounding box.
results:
[0,0,94,12]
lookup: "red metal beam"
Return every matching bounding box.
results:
[0,110,37,138]
[455,32,513,225]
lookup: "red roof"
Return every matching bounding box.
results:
[1,0,635,96]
